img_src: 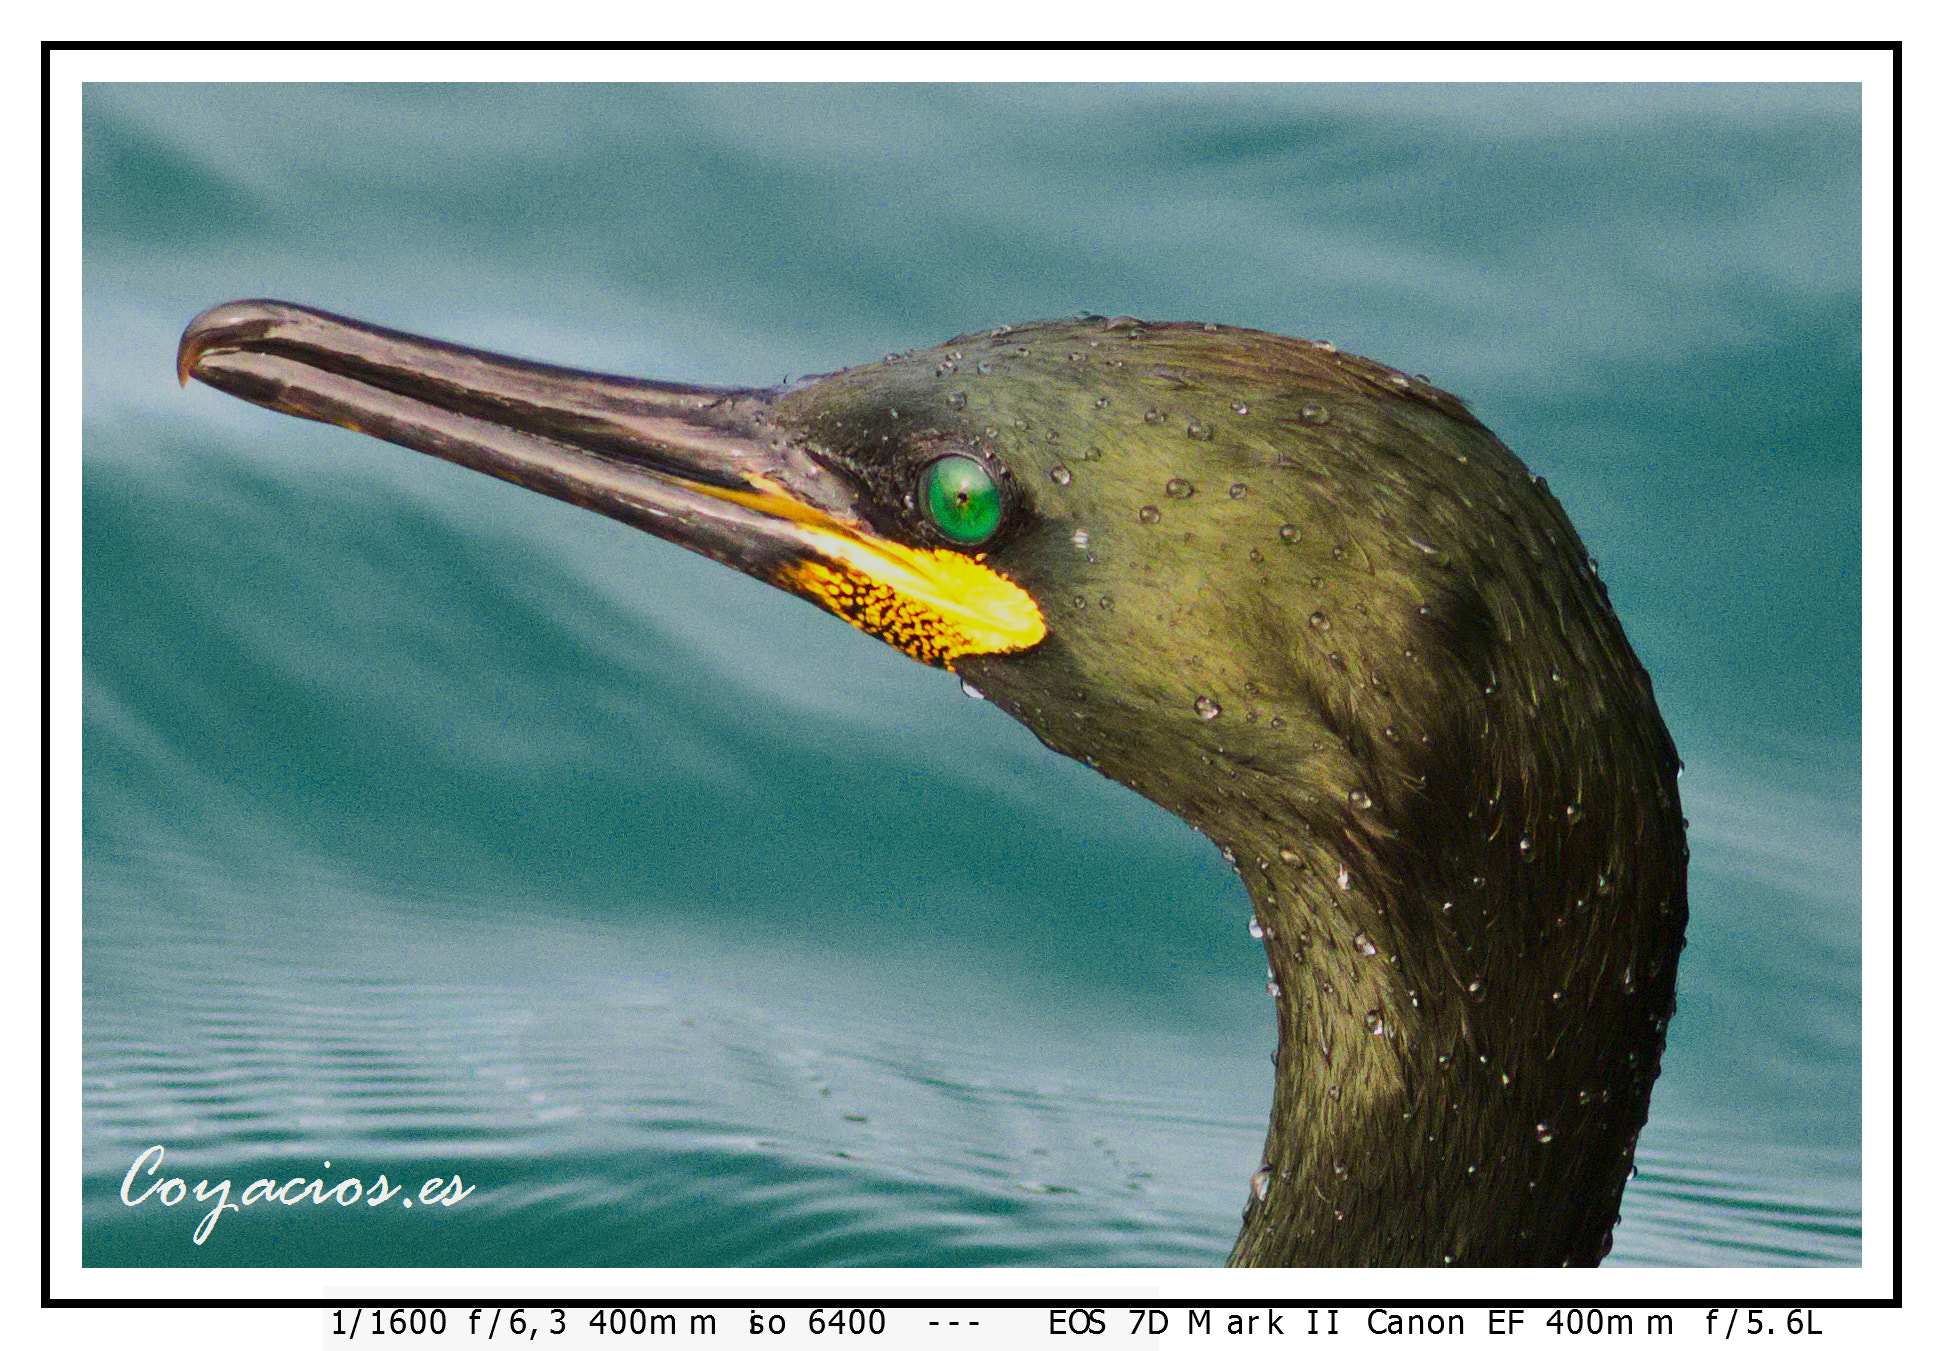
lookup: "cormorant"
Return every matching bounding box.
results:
[176,300,1687,1267]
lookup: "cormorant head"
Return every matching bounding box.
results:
[177,301,1675,908]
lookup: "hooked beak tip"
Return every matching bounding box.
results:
[177,299,289,389]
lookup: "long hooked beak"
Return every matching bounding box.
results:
[177,300,1045,668]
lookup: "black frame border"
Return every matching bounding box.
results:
[40,40,1903,1313]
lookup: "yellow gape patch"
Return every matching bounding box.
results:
[679,474,1046,669]
[780,540,1047,670]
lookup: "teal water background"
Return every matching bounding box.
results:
[81,83,1864,1267]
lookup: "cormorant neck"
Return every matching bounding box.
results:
[1209,740,1681,1267]
[967,629,1684,1266]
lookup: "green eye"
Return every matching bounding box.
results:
[921,455,1003,546]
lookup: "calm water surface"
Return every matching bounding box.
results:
[81,84,1862,1266]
